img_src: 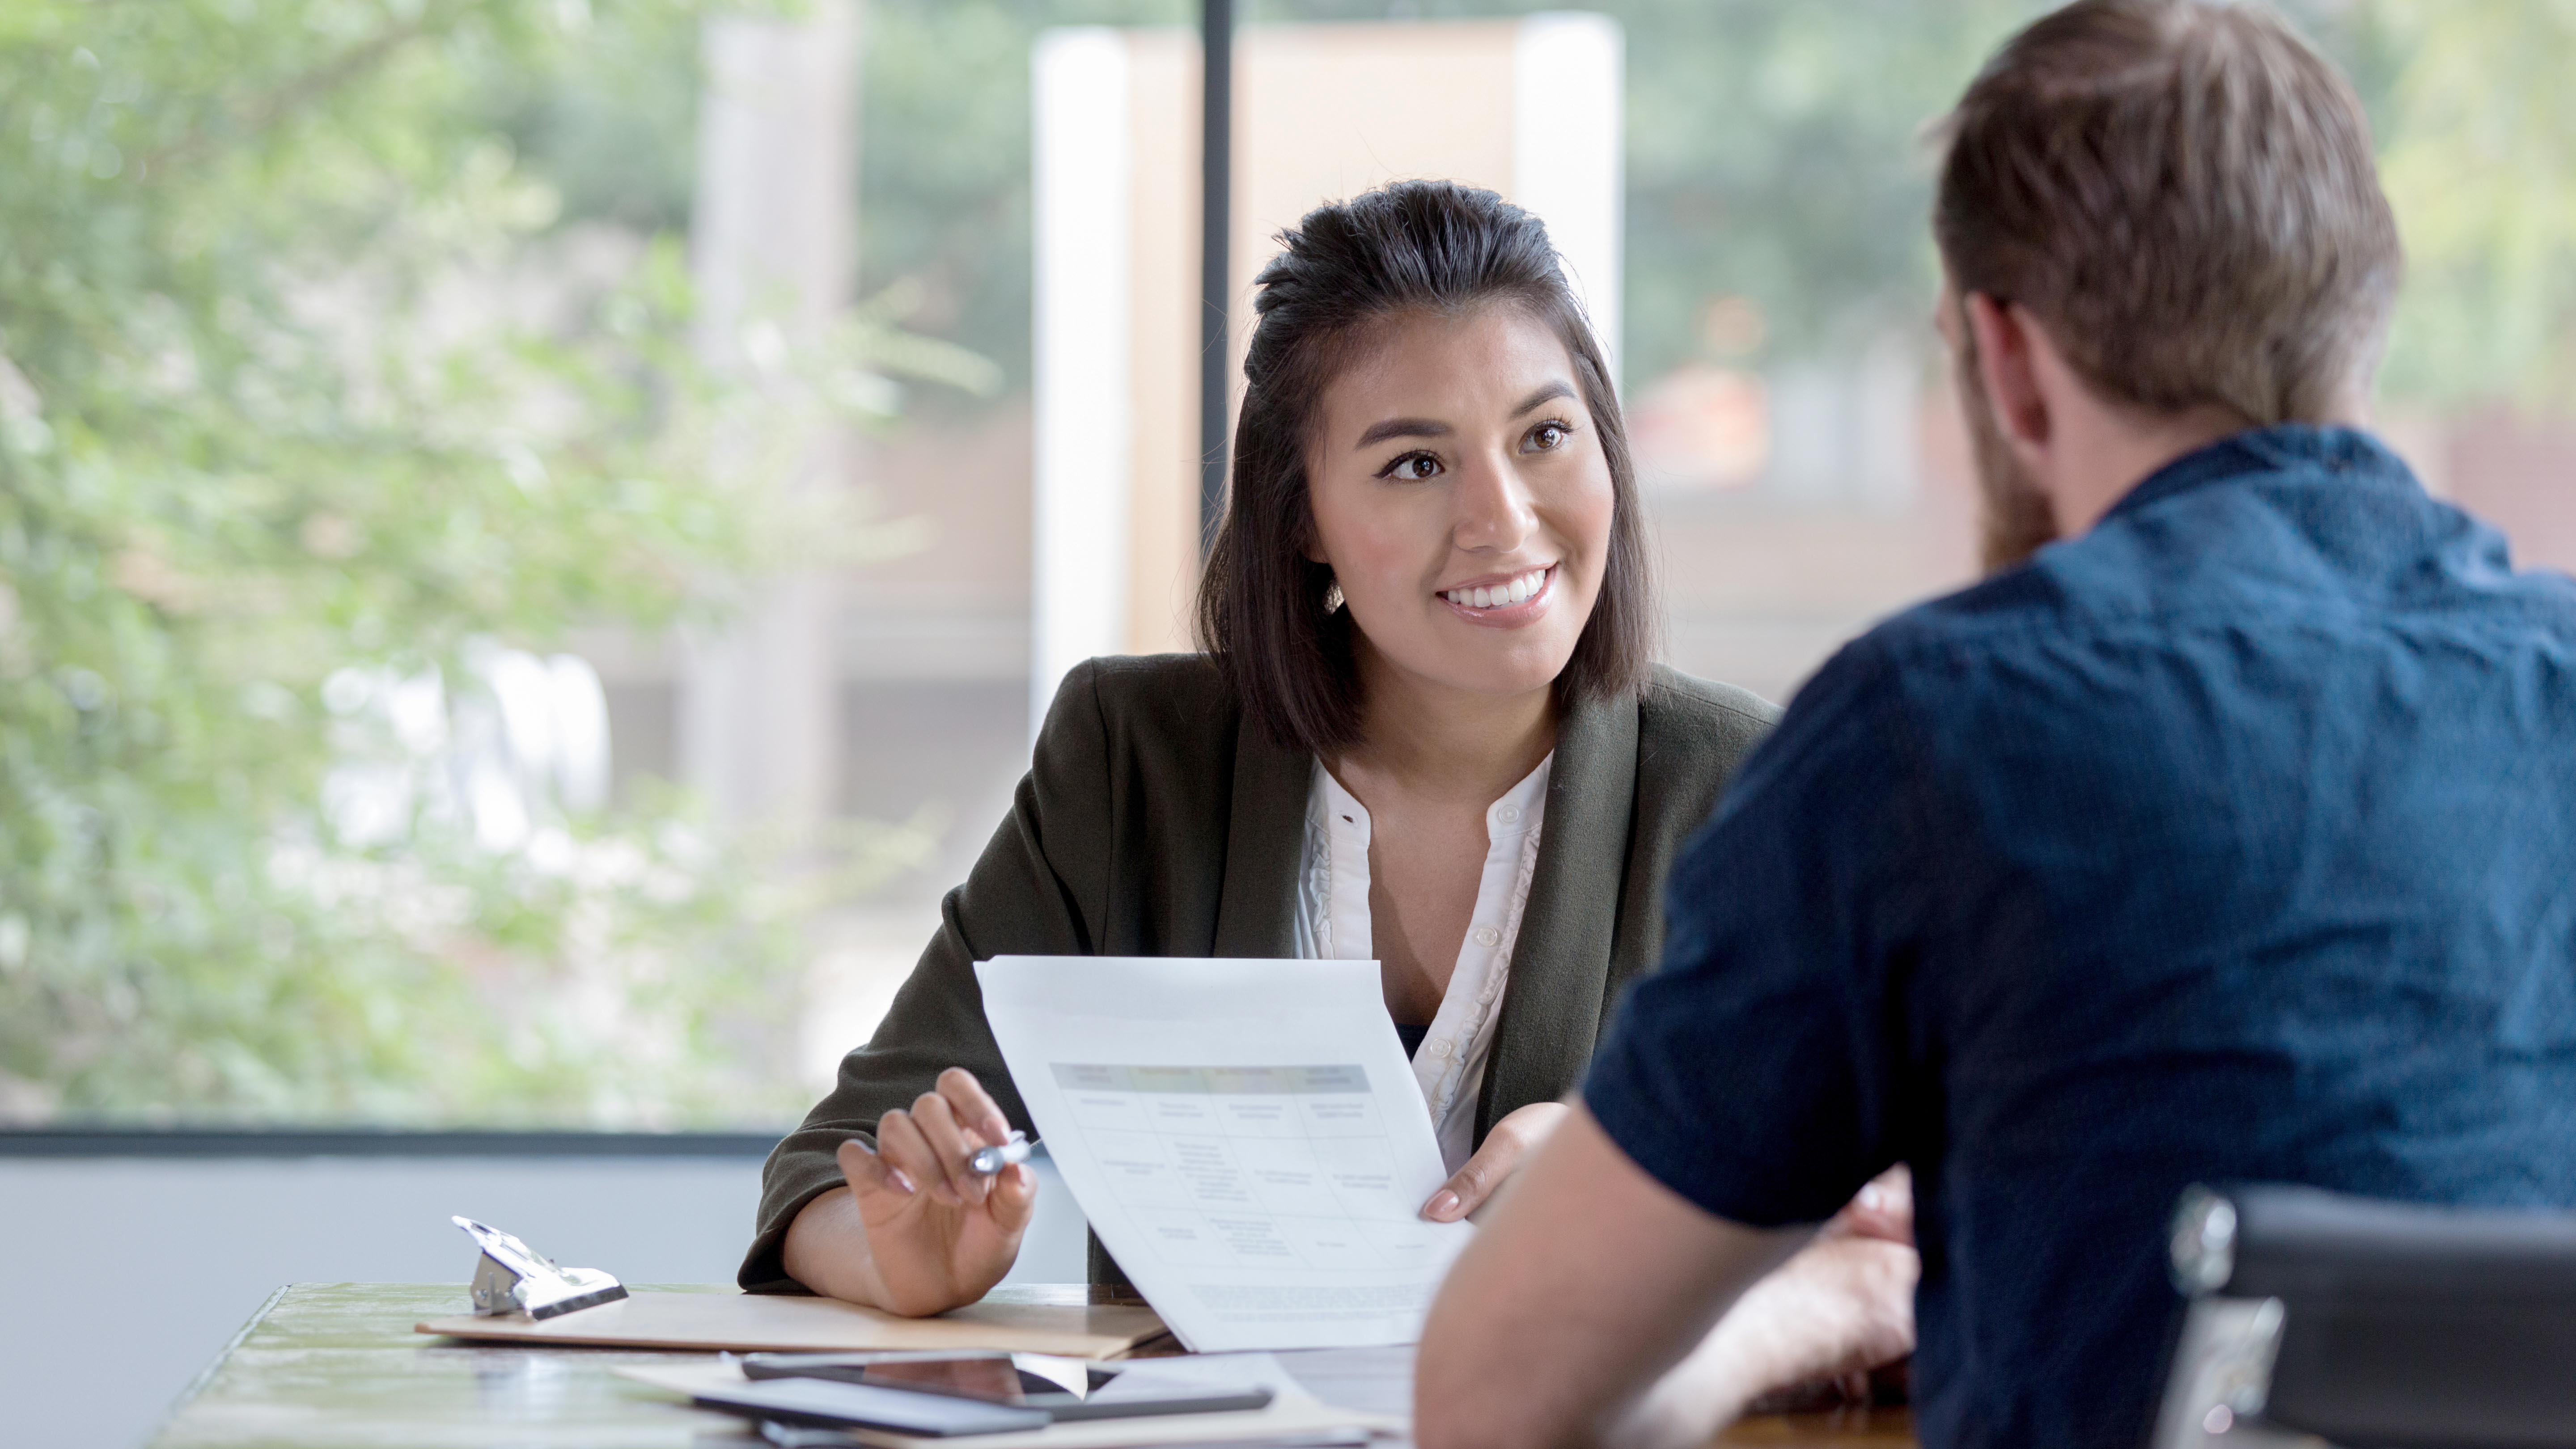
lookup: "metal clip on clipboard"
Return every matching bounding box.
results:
[453,1216,628,1320]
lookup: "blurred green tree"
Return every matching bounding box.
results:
[2366,0,2576,409]
[0,0,983,1126]
[864,1,2576,411]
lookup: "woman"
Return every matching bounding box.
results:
[742,182,1911,1406]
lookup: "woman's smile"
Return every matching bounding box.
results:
[1438,564,1556,627]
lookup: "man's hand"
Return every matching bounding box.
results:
[1612,1165,1915,1441]
[1617,1219,1915,1443]
[1821,1164,1913,1246]
[1422,1101,1568,1222]
[1415,1108,1919,1449]
[1415,1104,1811,1449]
[781,1067,1038,1317]
[1737,1230,1917,1388]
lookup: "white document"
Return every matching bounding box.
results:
[975,956,1475,1352]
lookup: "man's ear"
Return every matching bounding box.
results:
[1962,292,2052,454]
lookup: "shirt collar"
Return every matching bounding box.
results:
[1486,754,1552,840]
[1307,752,1555,843]
[2103,424,2419,526]
[1308,761,1368,840]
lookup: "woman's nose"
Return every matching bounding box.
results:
[1449,453,1539,552]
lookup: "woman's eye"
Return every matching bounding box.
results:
[1380,453,1442,481]
[1529,421,1571,451]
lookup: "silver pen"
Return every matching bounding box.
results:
[968,1130,1038,1176]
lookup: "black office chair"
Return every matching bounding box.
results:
[2152,1184,2576,1449]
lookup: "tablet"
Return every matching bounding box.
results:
[691,1377,1052,1437]
[739,1352,1275,1422]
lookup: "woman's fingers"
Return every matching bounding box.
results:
[1422,1101,1571,1222]
[874,1109,953,1207]
[872,1070,1025,1216]
[986,1161,1041,1234]
[1424,1152,1494,1222]
[838,1136,915,1199]
[909,1090,990,1207]
[936,1066,1012,1148]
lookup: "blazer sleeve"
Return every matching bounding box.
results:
[738,661,1117,1292]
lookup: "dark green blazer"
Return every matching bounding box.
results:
[740,652,1777,1290]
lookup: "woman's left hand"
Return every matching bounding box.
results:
[1421,1101,1570,1222]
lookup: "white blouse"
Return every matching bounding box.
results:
[1291,754,1553,1174]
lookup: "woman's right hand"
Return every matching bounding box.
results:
[792,1067,1038,1316]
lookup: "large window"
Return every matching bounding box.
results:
[6,0,2572,1129]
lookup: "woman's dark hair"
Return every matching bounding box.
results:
[1194,179,1654,758]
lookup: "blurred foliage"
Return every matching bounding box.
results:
[851,0,2048,386]
[851,0,2576,410]
[2364,0,2576,408]
[0,0,971,1126]
[1580,0,2039,377]
[858,0,1189,397]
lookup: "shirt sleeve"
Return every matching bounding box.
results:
[1584,637,1929,1227]
[736,659,1116,1292]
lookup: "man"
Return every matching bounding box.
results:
[1414,3,2576,1448]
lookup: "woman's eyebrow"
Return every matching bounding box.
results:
[1351,382,1576,449]
[1511,381,1577,415]
[1355,416,1450,448]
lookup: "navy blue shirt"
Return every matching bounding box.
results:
[1586,427,2576,1449]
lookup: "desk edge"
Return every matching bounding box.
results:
[158,1282,290,1433]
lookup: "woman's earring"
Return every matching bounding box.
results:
[1322,580,1345,614]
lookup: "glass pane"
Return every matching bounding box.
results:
[7,0,2572,1129]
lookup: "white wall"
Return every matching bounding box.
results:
[1028,26,1139,737]
[0,1152,1085,1449]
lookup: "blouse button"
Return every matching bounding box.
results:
[1496,803,1522,825]
[1434,1039,1453,1057]
[1472,924,1501,949]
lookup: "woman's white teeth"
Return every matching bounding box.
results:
[1447,568,1548,609]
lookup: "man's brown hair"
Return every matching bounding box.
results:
[1934,0,2403,426]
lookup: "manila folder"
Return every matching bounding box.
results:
[416,1288,1167,1359]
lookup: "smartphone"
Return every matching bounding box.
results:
[693,1376,1048,1437]
[740,1352,1275,1423]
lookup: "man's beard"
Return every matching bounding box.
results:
[1956,342,2059,574]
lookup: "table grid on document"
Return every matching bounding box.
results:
[1051,1063,1449,1278]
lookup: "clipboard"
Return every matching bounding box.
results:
[417,1289,1170,1360]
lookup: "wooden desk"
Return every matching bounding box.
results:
[152,1283,1917,1448]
